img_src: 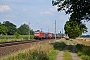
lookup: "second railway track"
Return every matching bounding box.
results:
[0,39,55,58]
[0,39,54,47]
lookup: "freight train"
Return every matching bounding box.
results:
[34,30,64,40]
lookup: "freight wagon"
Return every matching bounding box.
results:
[48,32,52,39]
[45,33,49,39]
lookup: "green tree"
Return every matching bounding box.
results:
[3,21,17,35]
[52,0,90,21]
[64,20,87,39]
[18,24,34,35]
[30,29,34,35]
[0,23,8,35]
[14,32,20,39]
[18,24,29,35]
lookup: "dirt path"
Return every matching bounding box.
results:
[56,40,70,60]
[56,40,81,60]
[71,45,81,60]
[56,46,69,60]
[70,40,81,60]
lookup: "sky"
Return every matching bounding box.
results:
[0,0,90,35]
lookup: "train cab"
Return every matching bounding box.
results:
[34,30,45,39]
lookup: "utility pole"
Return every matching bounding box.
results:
[48,26,49,32]
[62,28,63,38]
[28,22,30,40]
[62,28,63,34]
[48,29,49,32]
[55,20,56,40]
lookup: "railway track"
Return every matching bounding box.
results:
[0,39,55,47]
[0,39,50,47]
[0,39,55,58]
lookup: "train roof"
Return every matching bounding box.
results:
[34,31,45,34]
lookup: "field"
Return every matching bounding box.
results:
[76,38,90,46]
[0,35,34,42]
[0,38,90,60]
[75,38,90,60]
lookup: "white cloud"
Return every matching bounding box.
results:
[49,7,57,12]
[43,20,54,28]
[40,11,53,15]
[40,7,57,15]
[49,8,55,12]
[3,0,45,3]
[5,15,16,18]
[0,5,11,12]
[22,9,27,11]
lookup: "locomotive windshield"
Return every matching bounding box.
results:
[34,32,39,34]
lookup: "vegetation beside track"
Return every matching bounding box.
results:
[0,35,34,42]
[1,39,67,60]
[1,42,54,60]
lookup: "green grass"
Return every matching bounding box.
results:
[0,35,34,42]
[5,50,49,60]
[63,43,73,60]
[63,50,73,60]
[76,44,90,60]
[48,50,59,60]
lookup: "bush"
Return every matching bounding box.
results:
[53,42,66,50]
[29,50,49,60]
[14,32,19,39]
[81,55,90,60]
[76,44,90,60]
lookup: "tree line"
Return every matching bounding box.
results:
[0,21,34,35]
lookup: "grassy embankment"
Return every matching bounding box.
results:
[0,35,34,42]
[76,38,90,60]
[1,39,67,60]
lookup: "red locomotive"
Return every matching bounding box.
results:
[34,30,45,39]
